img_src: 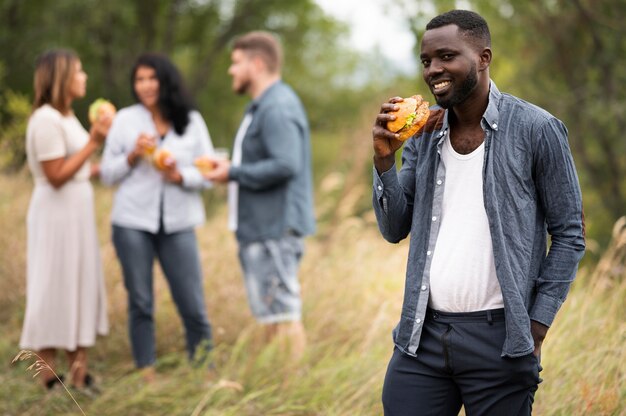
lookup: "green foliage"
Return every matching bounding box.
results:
[468,0,626,256]
[0,82,31,171]
[0,0,623,248]
[0,0,370,150]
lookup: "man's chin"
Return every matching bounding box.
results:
[434,97,451,109]
[233,81,250,95]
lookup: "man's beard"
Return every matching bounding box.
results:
[435,64,478,109]
[234,78,251,95]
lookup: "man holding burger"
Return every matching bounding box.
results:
[372,10,585,415]
[204,31,315,360]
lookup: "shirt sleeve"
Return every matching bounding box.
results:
[228,106,300,190]
[31,111,67,161]
[372,139,417,244]
[179,111,215,190]
[529,117,586,327]
[99,112,134,185]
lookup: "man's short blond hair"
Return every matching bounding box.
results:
[232,31,283,74]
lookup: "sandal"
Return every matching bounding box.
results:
[72,373,101,397]
[45,374,65,390]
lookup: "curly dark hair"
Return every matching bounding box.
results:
[130,53,195,135]
[426,10,491,50]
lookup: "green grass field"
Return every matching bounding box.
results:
[0,147,623,415]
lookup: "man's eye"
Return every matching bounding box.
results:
[421,60,430,67]
[442,54,453,60]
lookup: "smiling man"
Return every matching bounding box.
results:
[371,10,585,415]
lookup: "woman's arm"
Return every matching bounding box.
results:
[42,118,110,189]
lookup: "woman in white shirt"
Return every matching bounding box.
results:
[100,53,214,382]
[20,49,111,390]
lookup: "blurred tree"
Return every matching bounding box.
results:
[0,0,367,158]
[474,0,626,253]
[0,62,30,171]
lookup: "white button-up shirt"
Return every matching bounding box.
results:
[100,104,214,234]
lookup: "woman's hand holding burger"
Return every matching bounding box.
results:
[160,157,182,184]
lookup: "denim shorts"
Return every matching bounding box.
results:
[238,234,304,324]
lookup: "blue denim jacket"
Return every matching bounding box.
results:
[373,82,585,358]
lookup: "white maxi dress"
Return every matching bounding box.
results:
[20,104,108,351]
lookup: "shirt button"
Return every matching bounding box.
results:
[377,185,382,191]
[432,216,437,221]
[492,123,498,129]
[427,250,432,256]
[436,179,442,185]
[421,285,427,291]
[416,318,422,324]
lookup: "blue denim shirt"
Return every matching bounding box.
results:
[373,82,585,358]
[229,81,316,243]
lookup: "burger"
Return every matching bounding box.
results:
[386,95,430,141]
[88,98,116,123]
[193,156,216,175]
[153,148,174,171]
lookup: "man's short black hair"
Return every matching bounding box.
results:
[426,10,491,49]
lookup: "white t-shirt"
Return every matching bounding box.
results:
[428,133,504,312]
[228,113,253,231]
[26,104,90,184]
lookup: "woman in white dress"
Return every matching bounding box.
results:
[20,49,111,390]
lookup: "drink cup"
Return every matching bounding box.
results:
[142,134,157,160]
[213,147,229,160]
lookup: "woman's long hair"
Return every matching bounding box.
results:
[33,49,79,114]
[131,53,195,135]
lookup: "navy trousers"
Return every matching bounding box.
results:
[382,309,541,416]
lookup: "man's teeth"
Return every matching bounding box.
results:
[434,81,451,90]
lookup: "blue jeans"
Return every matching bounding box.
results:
[112,225,212,368]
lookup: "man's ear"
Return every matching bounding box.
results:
[478,47,492,72]
[252,55,267,73]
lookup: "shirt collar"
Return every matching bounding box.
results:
[248,80,282,114]
[437,79,502,145]
[482,80,501,132]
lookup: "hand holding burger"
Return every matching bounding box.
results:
[153,148,174,171]
[201,158,230,183]
[89,98,116,124]
[153,148,182,183]
[88,98,116,143]
[385,95,430,141]
[372,94,430,172]
[193,156,216,175]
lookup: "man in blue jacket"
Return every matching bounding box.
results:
[371,10,585,415]
[206,31,315,359]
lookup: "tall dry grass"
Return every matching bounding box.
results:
[0,150,624,415]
